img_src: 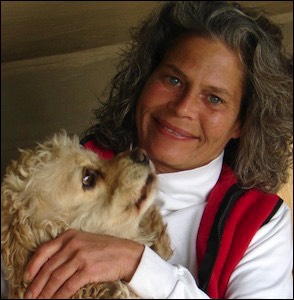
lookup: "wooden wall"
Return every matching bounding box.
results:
[1,1,293,214]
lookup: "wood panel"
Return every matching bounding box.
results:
[235,1,293,15]
[1,1,157,62]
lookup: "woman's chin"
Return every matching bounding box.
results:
[148,149,192,173]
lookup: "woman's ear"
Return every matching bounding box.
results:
[231,120,242,139]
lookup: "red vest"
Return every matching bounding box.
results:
[196,164,282,298]
[81,137,282,299]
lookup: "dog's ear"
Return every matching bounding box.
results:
[139,205,173,261]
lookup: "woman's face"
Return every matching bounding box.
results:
[136,35,244,173]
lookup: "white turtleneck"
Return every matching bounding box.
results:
[129,153,293,299]
[156,152,224,279]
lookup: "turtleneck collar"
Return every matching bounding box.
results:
[156,151,224,212]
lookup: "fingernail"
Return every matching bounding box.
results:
[23,271,30,282]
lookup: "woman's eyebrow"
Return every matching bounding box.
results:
[205,86,233,99]
[164,64,188,80]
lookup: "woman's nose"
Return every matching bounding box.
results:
[170,92,200,119]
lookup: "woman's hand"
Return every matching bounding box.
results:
[23,229,144,299]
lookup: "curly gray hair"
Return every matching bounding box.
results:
[85,1,293,193]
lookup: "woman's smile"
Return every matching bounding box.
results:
[154,117,198,140]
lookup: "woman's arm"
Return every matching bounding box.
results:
[24,204,293,299]
[24,230,210,300]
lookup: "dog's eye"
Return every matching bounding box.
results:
[82,168,102,190]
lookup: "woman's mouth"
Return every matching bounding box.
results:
[155,118,197,140]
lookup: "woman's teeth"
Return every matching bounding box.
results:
[164,126,184,137]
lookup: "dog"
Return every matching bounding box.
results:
[1,131,172,299]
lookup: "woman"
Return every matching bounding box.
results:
[23,1,293,299]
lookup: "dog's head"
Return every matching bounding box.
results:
[1,131,158,247]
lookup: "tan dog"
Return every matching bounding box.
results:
[1,131,172,299]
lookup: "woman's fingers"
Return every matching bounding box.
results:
[35,256,81,299]
[51,272,92,299]
[24,234,64,283]
[24,230,78,299]
[25,251,80,299]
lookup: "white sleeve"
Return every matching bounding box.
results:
[226,202,293,299]
[128,246,210,299]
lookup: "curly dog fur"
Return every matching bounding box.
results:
[1,131,172,299]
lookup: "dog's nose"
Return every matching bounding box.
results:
[131,148,149,165]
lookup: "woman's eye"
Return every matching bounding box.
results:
[167,76,181,86]
[208,95,222,104]
[82,169,102,190]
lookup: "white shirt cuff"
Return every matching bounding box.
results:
[128,246,210,299]
[128,245,178,298]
